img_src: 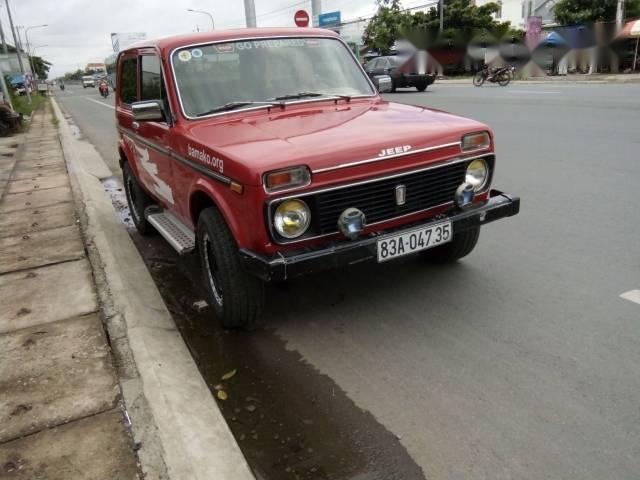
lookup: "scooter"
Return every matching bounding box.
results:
[473,64,514,87]
[99,83,109,98]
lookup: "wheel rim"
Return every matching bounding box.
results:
[202,232,223,306]
[126,176,142,223]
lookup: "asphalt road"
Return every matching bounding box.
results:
[55,83,640,480]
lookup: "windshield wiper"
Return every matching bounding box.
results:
[273,91,352,102]
[196,101,279,117]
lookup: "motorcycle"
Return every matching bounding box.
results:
[59,84,65,91]
[99,83,109,98]
[473,65,514,87]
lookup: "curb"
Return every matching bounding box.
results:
[50,97,255,480]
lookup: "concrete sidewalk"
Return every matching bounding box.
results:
[0,106,140,479]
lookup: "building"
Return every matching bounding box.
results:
[475,0,559,29]
[85,62,106,73]
[0,52,32,76]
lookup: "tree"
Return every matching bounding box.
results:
[29,56,51,79]
[363,0,518,54]
[363,0,411,54]
[62,69,84,81]
[554,0,640,25]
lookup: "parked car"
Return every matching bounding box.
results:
[365,55,436,92]
[82,75,95,88]
[116,28,520,329]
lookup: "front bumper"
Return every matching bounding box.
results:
[240,189,520,281]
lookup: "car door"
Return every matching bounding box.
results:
[121,50,176,209]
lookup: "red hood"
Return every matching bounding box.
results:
[182,98,490,186]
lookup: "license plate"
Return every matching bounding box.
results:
[376,221,452,262]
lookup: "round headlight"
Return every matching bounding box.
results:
[274,199,311,239]
[465,159,489,192]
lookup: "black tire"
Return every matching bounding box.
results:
[389,79,397,93]
[416,83,427,92]
[197,207,265,329]
[123,162,155,235]
[422,226,480,264]
[497,73,511,87]
[473,72,485,87]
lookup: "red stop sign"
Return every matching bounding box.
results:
[294,9,310,27]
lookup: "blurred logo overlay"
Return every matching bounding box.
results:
[399,22,624,72]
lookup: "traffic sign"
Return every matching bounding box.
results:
[294,10,310,27]
[318,11,341,28]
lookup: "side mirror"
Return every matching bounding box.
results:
[372,75,393,93]
[132,100,165,122]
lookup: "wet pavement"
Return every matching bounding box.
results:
[102,175,424,479]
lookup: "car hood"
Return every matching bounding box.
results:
[183,99,490,185]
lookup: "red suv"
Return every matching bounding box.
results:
[116,28,520,329]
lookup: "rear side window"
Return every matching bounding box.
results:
[120,56,138,105]
[141,55,163,100]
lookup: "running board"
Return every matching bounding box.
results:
[146,209,195,254]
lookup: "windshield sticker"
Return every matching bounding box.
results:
[178,50,192,62]
[305,39,320,47]
[191,48,203,58]
[188,144,224,174]
[214,44,235,54]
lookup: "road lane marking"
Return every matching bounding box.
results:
[84,97,115,110]
[507,90,562,94]
[620,290,640,305]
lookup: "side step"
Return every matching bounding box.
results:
[146,209,196,255]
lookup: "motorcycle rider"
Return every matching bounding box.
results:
[98,78,109,97]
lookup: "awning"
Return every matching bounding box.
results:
[617,19,640,39]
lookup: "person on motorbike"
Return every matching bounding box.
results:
[98,79,109,97]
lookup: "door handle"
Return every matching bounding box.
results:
[132,121,140,130]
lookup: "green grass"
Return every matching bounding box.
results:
[10,92,47,117]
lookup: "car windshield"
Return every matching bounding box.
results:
[171,37,375,118]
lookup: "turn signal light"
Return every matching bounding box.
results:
[264,166,311,192]
[461,132,491,152]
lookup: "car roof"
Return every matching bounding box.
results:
[120,27,341,56]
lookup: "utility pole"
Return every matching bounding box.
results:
[311,0,322,27]
[5,0,30,103]
[244,0,256,28]
[439,0,444,32]
[615,0,625,31]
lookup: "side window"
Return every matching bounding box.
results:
[368,58,379,70]
[141,55,164,100]
[120,56,138,105]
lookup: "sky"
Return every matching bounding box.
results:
[1,0,434,78]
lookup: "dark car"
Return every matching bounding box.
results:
[365,55,435,92]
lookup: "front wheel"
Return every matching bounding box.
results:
[123,162,155,235]
[416,83,428,92]
[422,226,480,263]
[473,72,486,87]
[197,207,264,329]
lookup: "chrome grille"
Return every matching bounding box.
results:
[312,161,467,234]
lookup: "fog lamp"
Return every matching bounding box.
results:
[455,182,475,208]
[338,208,366,240]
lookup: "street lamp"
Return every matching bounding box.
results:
[25,24,48,79]
[187,9,215,30]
